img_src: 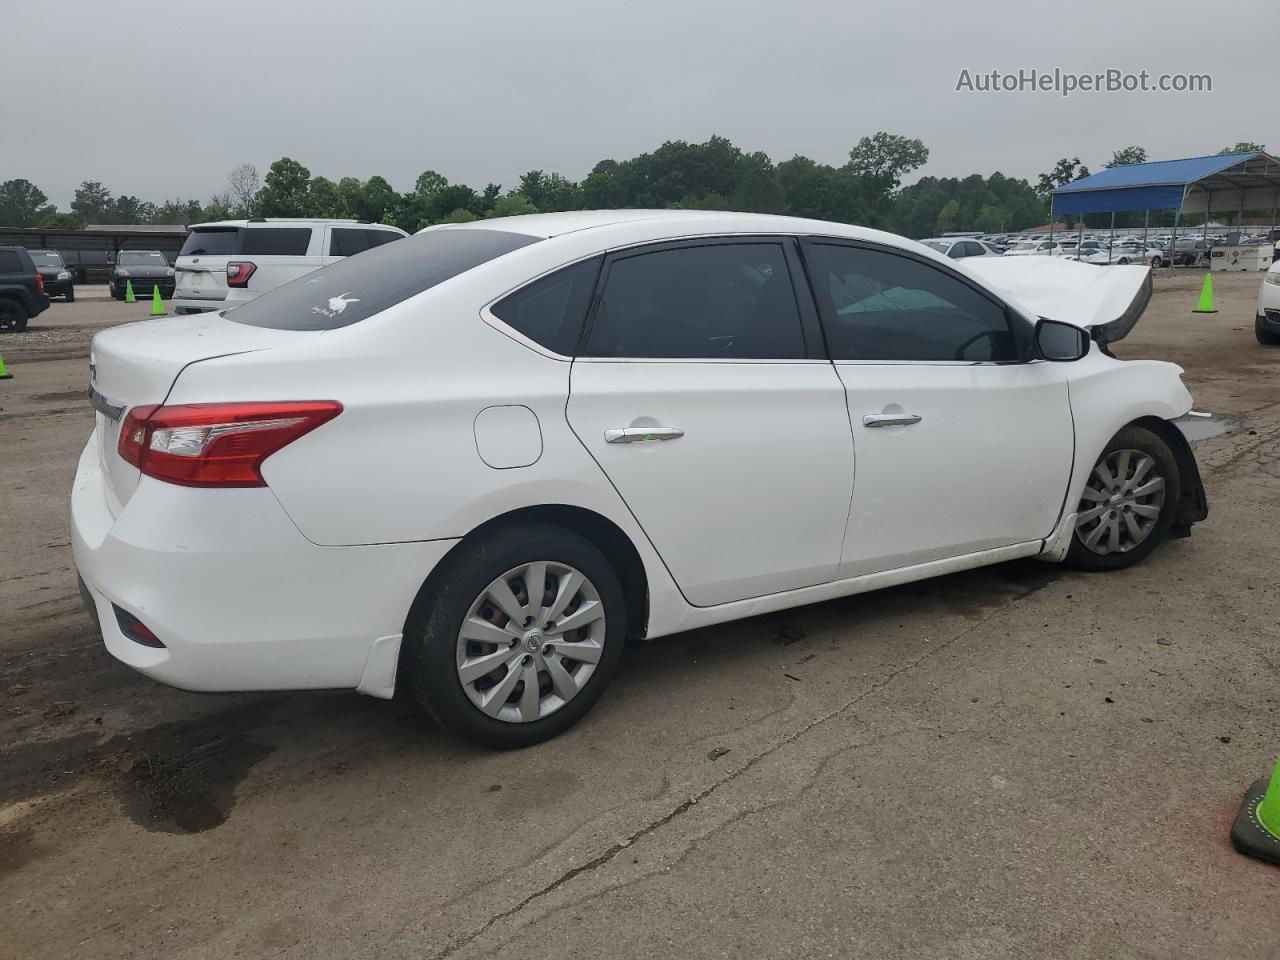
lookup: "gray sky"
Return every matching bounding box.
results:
[6,0,1276,208]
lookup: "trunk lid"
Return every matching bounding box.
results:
[88,314,305,511]
[960,256,1153,344]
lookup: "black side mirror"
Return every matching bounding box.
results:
[1035,317,1090,361]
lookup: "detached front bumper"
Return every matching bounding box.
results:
[70,434,457,698]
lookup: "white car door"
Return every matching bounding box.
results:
[801,240,1075,578]
[566,239,855,607]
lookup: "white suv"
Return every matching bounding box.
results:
[172,218,407,315]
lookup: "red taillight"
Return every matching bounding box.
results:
[35,273,46,295]
[117,401,342,487]
[226,261,257,288]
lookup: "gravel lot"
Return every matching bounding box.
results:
[1,273,1278,960]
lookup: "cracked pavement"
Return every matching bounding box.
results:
[1,274,1278,959]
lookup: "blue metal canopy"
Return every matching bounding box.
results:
[1051,152,1280,215]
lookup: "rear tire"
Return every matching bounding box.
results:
[402,522,628,748]
[1257,316,1280,345]
[1066,426,1181,572]
[0,299,28,333]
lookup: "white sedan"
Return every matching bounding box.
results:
[73,211,1208,747]
[1003,240,1070,257]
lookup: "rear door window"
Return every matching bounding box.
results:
[227,228,540,330]
[240,228,312,256]
[366,229,399,248]
[0,251,23,273]
[585,242,807,359]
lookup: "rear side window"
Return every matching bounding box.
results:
[585,243,806,359]
[0,250,23,273]
[227,228,540,330]
[330,228,403,257]
[805,243,1018,362]
[241,228,311,256]
[490,257,601,355]
[180,228,240,257]
[329,228,370,257]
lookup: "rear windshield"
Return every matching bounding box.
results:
[226,228,540,330]
[180,228,240,257]
[179,226,313,257]
[29,251,63,267]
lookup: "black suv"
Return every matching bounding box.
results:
[0,245,51,332]
[28,249,75,301]
[109,249,175,300]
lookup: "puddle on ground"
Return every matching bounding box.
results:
[1175,412,1244,442]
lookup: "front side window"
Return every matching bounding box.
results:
[805,243,1020,363]
[491,256,601,356]
[585,242,806,359]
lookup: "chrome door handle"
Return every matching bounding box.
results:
[605,426,685,444]
[862,413,922,428]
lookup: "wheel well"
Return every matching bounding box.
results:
[403,504,650,644]
[1130,416,1209,535]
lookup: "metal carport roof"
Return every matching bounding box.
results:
[1051,152,1280,216]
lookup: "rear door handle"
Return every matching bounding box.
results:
[605,426,685,443]
[862,413,922,428]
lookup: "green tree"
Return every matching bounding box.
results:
[1035,158,1090,202]
[1107,146,1148,167]
[0,179,52,226]
[203,191,236,221]
[256,158,312,216]
[356,175,399,223]
[37,210,85,229]
[441,208,478,223]
[414,170,449,198]
[845,132,929,190]
[152,198,203,225]
[487,193,539,218]
[1218,142,1266,155]
[71,180,115,222]
[306,177,345,217]
[935,198,962,234]
[974,203,1006,233]
[732,152,785,214]
[113,195,157,224]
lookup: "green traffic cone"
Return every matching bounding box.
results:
[124,279,136,303]
[1231,761,1280,865]
[1192,273,1217,314]
[0,352,11,380]
[150,284,166,317]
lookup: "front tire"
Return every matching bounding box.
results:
[1257,316,1280,345]
[64,286,75,303]
[402,523,628,748]
[1066,426,1181,571]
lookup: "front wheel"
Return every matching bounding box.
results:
[402,523,628,748]
[64,286,75,303]
[1149,256,1163,269]
[1258,316,1280,345]
[1066,426,1181,571]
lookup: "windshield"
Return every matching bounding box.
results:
[1011,242,1038,251]
[227,228,540,330]
[29,251,63,267]
[119,251,168,266]
[919,241,949,254]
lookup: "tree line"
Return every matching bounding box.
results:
[0,137,1269,239]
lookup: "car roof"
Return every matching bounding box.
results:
[190,218,403,229]
[429,209,910,246]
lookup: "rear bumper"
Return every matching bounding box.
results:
[70,433,458,697]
